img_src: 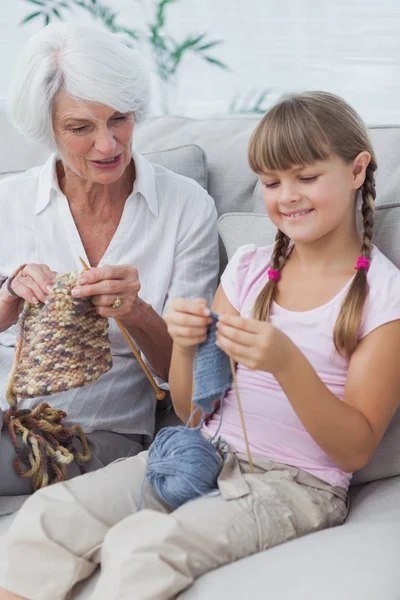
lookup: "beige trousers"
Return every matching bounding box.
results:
[0,450,348,600]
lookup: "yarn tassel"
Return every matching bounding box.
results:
[3,402,91,490]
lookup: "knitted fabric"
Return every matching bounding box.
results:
[6,271,112,403]
[192,313,233,414]
[3,271,112,490]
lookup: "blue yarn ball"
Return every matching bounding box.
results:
[146,426,223,509]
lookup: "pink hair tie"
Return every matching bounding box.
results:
[268,268,281,282]
[355,256,371,272]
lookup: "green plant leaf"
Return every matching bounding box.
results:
[24,0,45,6]
[254,90,270,110]
[166,34,229,76]
[179,34,207,50]
[20,10,43,24]
[52,7,63,19]
[155,0,176,30]
[44,13,50,25]
[197,40,223,52]
[170,35,205,64]
[203,56,229,70]
[150,26,168,51]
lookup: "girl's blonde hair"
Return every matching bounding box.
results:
[248,91,377,357]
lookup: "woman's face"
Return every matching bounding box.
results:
[52,91,135,185]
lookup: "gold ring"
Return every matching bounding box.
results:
[112,296,122,309]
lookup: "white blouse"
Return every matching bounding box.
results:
[0,152,219,437]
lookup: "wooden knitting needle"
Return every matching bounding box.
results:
[230,357,254,472]
[190,351,254,472]
[79,257,166,401]
[190,379,195,428]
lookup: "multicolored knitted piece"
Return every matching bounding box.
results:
[6,271,112,403]
[3,270,113,490]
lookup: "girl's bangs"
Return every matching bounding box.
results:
[249,107,331,173]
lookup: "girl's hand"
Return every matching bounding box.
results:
[71,265,141,325]
[216,314,294,375]
[164,298,212,353]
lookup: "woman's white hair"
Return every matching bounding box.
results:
[8,23,150,148]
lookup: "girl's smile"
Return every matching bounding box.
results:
[281,208,315,220]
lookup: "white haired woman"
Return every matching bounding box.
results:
[0,23,219,500]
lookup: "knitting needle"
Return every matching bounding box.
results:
[190,379,195,428]
[79,257,166,401]
[230,357,254,472]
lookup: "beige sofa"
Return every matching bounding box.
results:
[1,99,400,598]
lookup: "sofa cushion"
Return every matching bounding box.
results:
[218,211,400,485]
[144,145,207,190]
[218,212,274,256]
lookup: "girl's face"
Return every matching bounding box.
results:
[259,153,370,245]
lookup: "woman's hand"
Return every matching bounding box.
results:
[2,263,56,305]
[164,298,212,354]
[0,263,56,332]
[71,265,142,325]
[216,314,295,375]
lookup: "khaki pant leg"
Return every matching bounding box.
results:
[91,454,346,600]
[0,452,171,600]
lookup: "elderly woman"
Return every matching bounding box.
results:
[0,23,218,499]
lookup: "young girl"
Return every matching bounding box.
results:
[2,91,400,600]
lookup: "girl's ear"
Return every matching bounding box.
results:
[351,151,371,189]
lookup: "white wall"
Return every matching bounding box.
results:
[1,0,400,123]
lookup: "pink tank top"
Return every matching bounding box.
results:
[202,244,400,489]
